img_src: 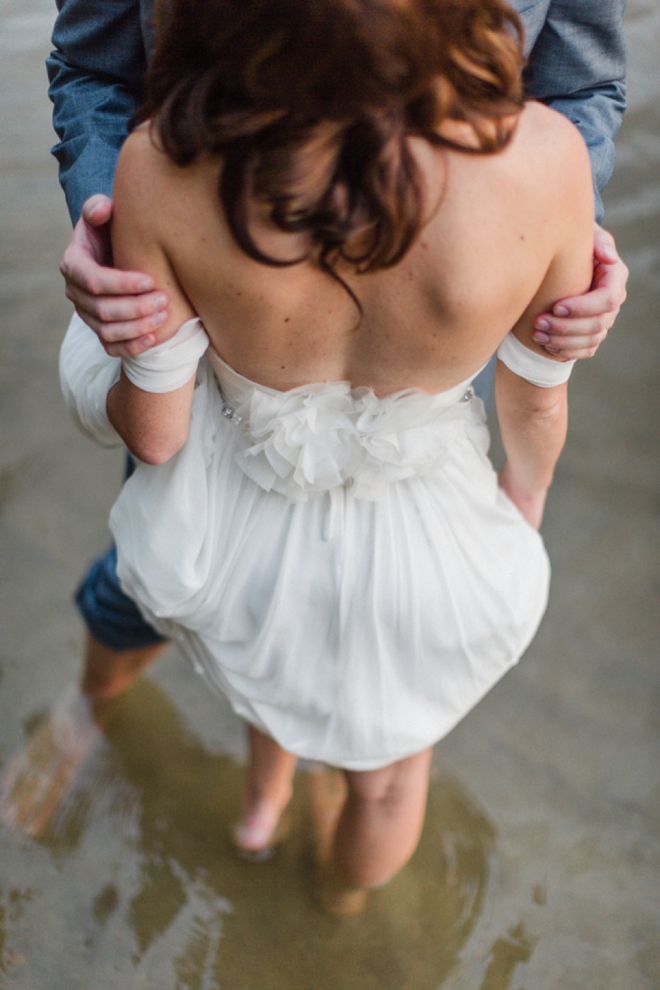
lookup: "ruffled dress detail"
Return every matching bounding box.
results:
[214,350,482,503]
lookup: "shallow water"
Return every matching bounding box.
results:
[0,1,659,986]
[1,682,500,989]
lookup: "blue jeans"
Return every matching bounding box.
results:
[75,455,166,651]
[74,359,496,651]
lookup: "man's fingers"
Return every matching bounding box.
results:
[105,335,158,358]
[533,283,623,330]
[100,313,168,345]
[543,343,602,361]
[88,267,158,297]
[552,285,621,321]
[539,328,609,355]
[544,256,628,321]
[529,228,627,362]
[79,311,167,357]
[592,223,618,263]
[533,313,613,360]
[66,287,169,326]
[81,194,113,227]
[61,251,158,297]
[74,305,169,346]
[534,314,610,337]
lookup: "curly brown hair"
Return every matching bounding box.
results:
[136,0,524,280]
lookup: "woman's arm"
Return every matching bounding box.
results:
[107,368,197,465]
[496,370,567,530]
[105,129,199,465]
[496,109,595,529]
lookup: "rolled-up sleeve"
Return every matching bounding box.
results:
[523,0,627,222]
[46,0,148,224]
[60,312,123,447]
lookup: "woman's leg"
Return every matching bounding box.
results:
[310,747,433,913]
[233,725,298,855]
[337,747,433,888]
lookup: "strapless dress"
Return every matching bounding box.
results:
[105,339,549,770]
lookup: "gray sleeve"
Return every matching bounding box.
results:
[523,0,627,223]
[46,0,148,225]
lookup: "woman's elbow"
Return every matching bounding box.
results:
[524,389,566,419]
[127,430,188,466]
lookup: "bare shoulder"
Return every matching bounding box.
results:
[507,103,595,350]
[113,124,174,227]
[112,125,196,330]
[514,101,592,198]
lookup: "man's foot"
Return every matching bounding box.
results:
[81,634,167,700]
[0,686,107,838]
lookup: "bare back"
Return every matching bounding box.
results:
[112,101,594,396]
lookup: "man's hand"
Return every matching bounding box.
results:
[60,194,170,358]
[532,225,628,360]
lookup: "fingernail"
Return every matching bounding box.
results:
[554,305,570,317]
[139,334,156,349]
[533,331,550,343]
[151,311,167,328]
[546,346,559,354]
[137,279,154,292]
[534,318,550,331]
[601,244,617,262]
[153,294,168,310]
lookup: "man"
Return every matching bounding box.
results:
[46,0,629,698]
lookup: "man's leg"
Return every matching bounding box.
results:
[82,632,167,699]
[75,543,168,699]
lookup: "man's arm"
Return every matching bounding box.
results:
[525,0,628,358]
[47,0,148,224]
[524,0,627,222]
[47,0,169,354]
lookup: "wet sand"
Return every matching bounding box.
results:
[0,1,658,986]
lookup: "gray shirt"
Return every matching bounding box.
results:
[47,0,627,224]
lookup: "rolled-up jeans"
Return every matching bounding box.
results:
[75,455,166,651]
[74,357,496,651]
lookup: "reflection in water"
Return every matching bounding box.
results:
[0,888,31,976]
[477,923,535,990]
[2,686,106,840]
[0,677,505,988]
[93,883,119,926]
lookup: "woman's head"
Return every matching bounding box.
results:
[139,0,524,274]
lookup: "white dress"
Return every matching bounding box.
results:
[61,315,554,770]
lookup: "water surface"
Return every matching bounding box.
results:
[0,1,658,986]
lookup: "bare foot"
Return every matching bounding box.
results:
[232,806,292,862]
[232,726,297,861]
[0,686,107,838]
[82,634,166,700]
[307,768,367,915]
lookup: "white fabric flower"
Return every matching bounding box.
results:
[233,385,359,500]
[227,379,482,501]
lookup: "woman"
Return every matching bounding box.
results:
[61,0,593,911]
